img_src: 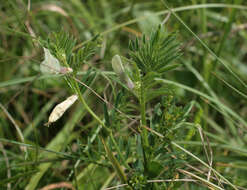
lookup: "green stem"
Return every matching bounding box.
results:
[72,76,110,133]
[140,79,149,147]
[101,136,129,186]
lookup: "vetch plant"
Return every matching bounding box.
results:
[40,47,77,126]
[39,32,104,128]
[108,25,193,189]
[39,26,192,190]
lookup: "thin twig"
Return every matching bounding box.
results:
[197,127,212,181]
[73,76,137,124]
[39,182,75,190]
[161,11,171,25]
[178,169,225,190]
[171,141,239,190]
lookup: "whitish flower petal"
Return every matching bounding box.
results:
[40,47,61,74]
[112,55,125,76]
[47,94,78,125]
[112,54,134,89]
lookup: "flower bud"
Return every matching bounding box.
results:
[46,94,78,126]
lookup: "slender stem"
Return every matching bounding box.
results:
[73,77,110,132]
[101,136,129,186]
[140,79,149,147]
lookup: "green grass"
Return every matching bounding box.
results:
[1,0,247,190]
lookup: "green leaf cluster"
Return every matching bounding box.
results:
[129,25,181,76]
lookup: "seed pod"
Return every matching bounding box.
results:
[112,55,134,89]
[46,94,78,126]
[40,47,73,74]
